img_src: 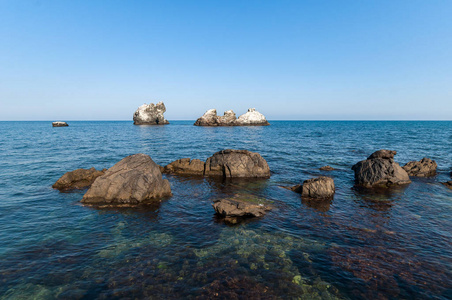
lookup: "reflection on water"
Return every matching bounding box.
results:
[0,121,451,299]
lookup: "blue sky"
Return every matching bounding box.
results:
[0,0,451,120]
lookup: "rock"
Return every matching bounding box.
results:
[301,176,335,199]
[81,154,171,205]
[204,149,270,178]
[162,158,205,176]
[320,165,335,171]
[212,198,271,219]
[402,158,437,177]
[194,108,269,126]
[52,122,68,127]
[133,101,169,125]
[236,108,270,126]
[53,167,106,191]
[282,184,302,193]
[442,181,452,189]
[352,150,411,188]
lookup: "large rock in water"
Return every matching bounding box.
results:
[52,122,68,127]
[212,198,271,222]
[352,150,411,188]
[236,108,269,126]
[194,108,269,126]
[204,149,270,178]
[402,158,437,177]
[162,158,205,176]
[133,101,169,125]
[53,167,106,191]
[81,154,171,205]
[301,176,335,199]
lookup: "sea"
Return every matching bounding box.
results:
[0,121,451,299]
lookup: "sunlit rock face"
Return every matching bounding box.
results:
[194,108,269,126]
[133,101,169,125]
[402,158,437,177]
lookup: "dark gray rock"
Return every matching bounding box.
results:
[352,150,411,188]
[204,149,270,178]
[133,101,169,125]
[162,158,205,176]
[53,167,106,191]
[81,154,171,205]
[403,158,437,177]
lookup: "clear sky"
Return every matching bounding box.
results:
[1,0,451,120]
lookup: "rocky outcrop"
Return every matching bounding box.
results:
[352,150,411,188]
[236,108,270,126]
[53,167,106,191]
[285,176,335,199]
[301,177,335,199]
[442,181,452,189]
[204,149,270,178]
[52,122,68,127]
[213,198,272,223]
[194,108,269,126]
[402,158,437,177]
[320,165,335,171]
[133,101,169,125]
[81,154,171,205]
[162,158,205,176]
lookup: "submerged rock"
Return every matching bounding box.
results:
[53,167,106,191]
[212,198,272,223]
[81,154,171,205]
[402,158,437,177]
[52,121,68,127]
[133,101,169,125]
[442,181,452,189]
[194,108,269,126]
[162,158,205,176]
[301,176,335,199]
[320,165,335,171]
[352,150,411,188]
[205,149,271,178]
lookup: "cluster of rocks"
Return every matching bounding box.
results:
[53,147,448,223]
[133,102,169,125]
[194,108,269,126]
[52,122,68,127]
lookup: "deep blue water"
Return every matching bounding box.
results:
[0,121,451,299]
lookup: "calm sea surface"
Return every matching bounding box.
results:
[0,121,451,299]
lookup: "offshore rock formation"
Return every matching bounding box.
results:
[133,101,169,125]
[402,158,437,177]
[194,108,269,126]
[162,149,271,178]
[320,165,335,171]
[352,150,411,188]
[52,122,68,127]
[53,167,106,191]
[285,176,335,199]
[82,154,171,205]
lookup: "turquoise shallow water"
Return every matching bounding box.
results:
[0,121,451,299]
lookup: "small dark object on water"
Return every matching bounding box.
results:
[320,165,335,171]
[442,181,452,190]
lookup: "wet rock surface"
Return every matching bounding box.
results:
[194,108,269,126]
[352,150,411,188]
[442,181,452,189]
[204,149,271,178]
[52,122,68,127]
[320,165,335,171]
[81,154,171,205]
[133,101,169,125]
[402,158,437,177]
[213,198,271,221]
[302,176,335,199]
[162,158,205,176]
[53,167,106,191]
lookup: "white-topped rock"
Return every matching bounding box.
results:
[52,122,68,127]
[237,108,269,126]
[133,101,169,125]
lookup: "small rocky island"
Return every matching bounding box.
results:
[194,108,269,126]
[133,101,169,125]
[52,122,68,127]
